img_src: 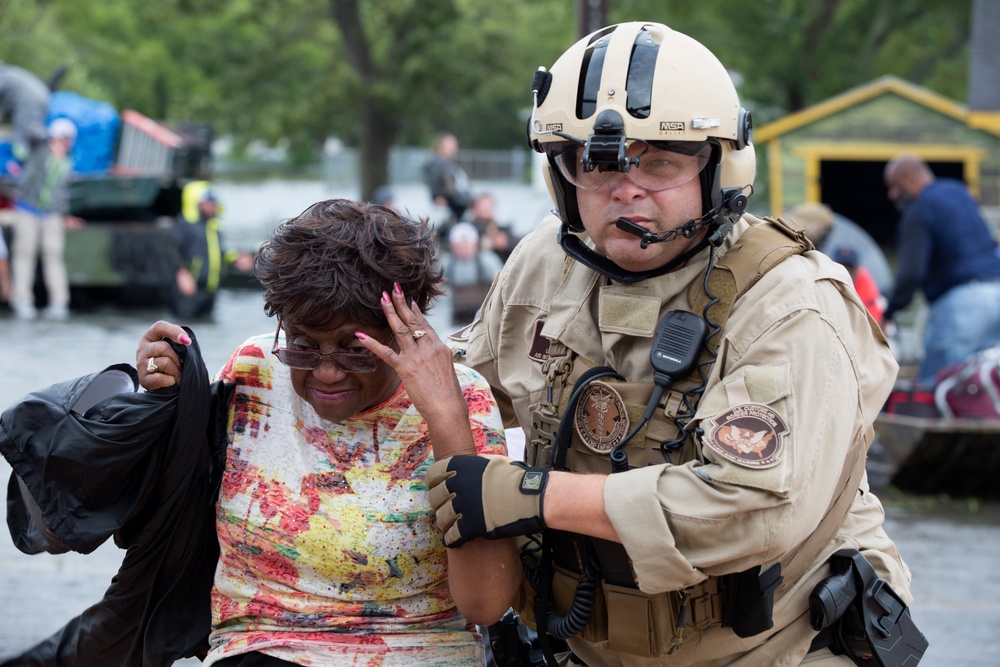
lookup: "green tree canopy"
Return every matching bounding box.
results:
[0,0,975,197]
[612,0,972,123]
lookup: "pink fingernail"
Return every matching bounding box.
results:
[355,331,368,340]
[382,291,391,304]
[393,282,403,295]
[179,334,191,345]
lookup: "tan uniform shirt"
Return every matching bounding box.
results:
[456,213,912,666]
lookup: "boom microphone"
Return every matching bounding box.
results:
[615,217,700,249]
[615,218,660,248]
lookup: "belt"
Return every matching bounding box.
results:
[808,626,834,653]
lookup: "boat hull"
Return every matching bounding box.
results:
[873,412,1000,498]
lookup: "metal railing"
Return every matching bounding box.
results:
[113,110,182,177]
[316,146,533,185]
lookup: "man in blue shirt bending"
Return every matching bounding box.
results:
[884,154,1000,388]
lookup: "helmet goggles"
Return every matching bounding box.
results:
[550,138,712,193]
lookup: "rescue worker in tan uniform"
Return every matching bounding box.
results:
[428,22,920,667]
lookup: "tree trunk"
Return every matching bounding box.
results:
[576,0,608,38]
[357,99,397,203]
[330,0,398,202]
[968,0,1000,111]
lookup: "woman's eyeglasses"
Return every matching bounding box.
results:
[270,319,381,373]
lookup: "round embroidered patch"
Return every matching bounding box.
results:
[706,403,788,468]
[574,380,630,454]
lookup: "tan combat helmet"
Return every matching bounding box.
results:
[527,21,755,263]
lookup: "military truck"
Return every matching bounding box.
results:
[1,94,213,308]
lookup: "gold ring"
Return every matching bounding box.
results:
[412,329,427,340]
[146,357,159,374]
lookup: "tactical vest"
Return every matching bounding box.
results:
[517,217,818,658]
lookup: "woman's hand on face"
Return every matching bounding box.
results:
[137,320,191,390]
[358,284,467,426]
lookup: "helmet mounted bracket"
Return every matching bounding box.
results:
[581,110,636,174]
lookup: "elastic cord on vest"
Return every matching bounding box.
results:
[558,224,710,285]
[539,536,601,640]
[551,366,626,471]
[530,530,602,667]
[530,367,621,664]
[659,245,723,456]
[609,407,654,473]
[609,381,668,472]
[610,309,709,472]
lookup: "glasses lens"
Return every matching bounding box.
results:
[553,140,711,192]
[274,348,320,370]
[273,348,379,373]
[630,143,711,191]
[553,146,593,190]
[331,352,379,373]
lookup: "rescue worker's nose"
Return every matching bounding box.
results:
[606,170,647,201]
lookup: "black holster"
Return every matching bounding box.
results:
[809,549,929,666]
[484,609,547,667]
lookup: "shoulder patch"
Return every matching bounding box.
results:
[528,319,550,362]
[705,403,787,468]
[447,321,475,343]
[574,381,630,454]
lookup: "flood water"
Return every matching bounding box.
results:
[1,179,999,665]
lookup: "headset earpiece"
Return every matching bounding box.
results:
[734,108,753,151]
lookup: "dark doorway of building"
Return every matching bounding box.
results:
[819,159,964,249]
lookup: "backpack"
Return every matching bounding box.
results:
[933,345,1000,419]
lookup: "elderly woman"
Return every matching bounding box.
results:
[136,199,520,666]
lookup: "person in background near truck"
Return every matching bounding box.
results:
[883,153,1000,388]
[463,192,522,263]
[9,117,83,320]
[0,228,11,304]
[440,221,503,326]
[0,61,50,172]
[422,132,474,229]
[371,184,399,213]
[170,180,253,320]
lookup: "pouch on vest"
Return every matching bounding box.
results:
[721,563,783,638]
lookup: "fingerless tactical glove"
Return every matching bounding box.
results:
[427,454,548,547]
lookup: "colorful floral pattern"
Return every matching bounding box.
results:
[204,333,506,666]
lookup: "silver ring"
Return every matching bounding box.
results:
[146,357,159,374]
[412,329,428,341]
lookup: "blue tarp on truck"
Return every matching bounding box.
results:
[46,91,119,175]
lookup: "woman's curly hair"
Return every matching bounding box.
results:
[254,199,444,329]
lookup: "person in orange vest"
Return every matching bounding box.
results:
[831,244,886,327]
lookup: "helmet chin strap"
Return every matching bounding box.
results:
[557,191,746,284]
[558,223,706,284]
